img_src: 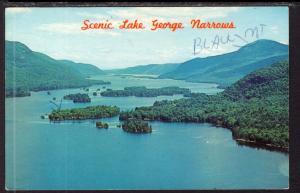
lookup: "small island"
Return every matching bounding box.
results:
[48,105,120,121]
[96,121,109,129]
[63,93,91,103]
[122,119,152,134]
[101,86,190,97]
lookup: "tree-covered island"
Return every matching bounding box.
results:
[122,119,152,134]
[49,105,120,121]
[63,93,91,103]
[96,121,109,129]
[100,86,191,97]
[120,61,289,152]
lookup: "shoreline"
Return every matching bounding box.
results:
[5,81,111,98]
[140,118,289,154]
[235,138,289,153]
[204,123,288,153]
[205,123,288,154]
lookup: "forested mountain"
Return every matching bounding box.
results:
[5,41,108,96]
[159,40,288,86]
[59,60,105,77]
[222,60,288,101]
[106,63,180,75]
[120,60,289,151]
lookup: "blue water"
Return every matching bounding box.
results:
[5,76,289,190]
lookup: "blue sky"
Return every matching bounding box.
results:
[5,7,288,69]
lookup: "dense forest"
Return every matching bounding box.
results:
[122,119,152,133]
[5,41,109,97]
[120,61,289,151]
[63,93,91,103]
[101,86,190,97]
[49,105,120,121]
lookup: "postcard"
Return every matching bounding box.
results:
[5,6,289,190]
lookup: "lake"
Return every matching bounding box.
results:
[5,75,289,190]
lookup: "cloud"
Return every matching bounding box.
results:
[154,47,182,60]
[77,12,111,20]
[37,22,121,36]
[38,23,79,34]
[78,11,165,32]
[269,26,279,35]
[105,7,240,32]
[73,7,239,34]
[6,7,31,14]
[109,7,239,20]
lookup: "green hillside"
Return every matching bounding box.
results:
[120,61,289,151]
[159,39,288,86]
[5,41,109,97]
[222,60,288,100]
[59,60,105,77]
[106,63,180,75]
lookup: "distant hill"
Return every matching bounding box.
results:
[159,39,288,86]
[59,60,105,77]
[106,63,180,75]
[5,41,108,96]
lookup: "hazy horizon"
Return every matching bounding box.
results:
[6,7,288,69]
[6,38,288,71]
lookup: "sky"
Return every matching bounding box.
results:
[5,7,288,69]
